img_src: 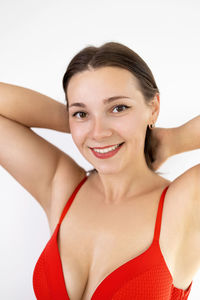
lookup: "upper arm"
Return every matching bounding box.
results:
[182,163,200,207]
[0,115,85,216]
[189,164,200,231]
[48,153,87,232]
[172,164,200,230]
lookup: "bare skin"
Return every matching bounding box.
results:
[48,67,199,299]
[67,67,161,202]
[51,168,197,300]
[0,69,199,300]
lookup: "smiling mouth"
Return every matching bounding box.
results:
[89,142,124,150]
[89,142,125,158]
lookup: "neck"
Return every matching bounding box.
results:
[93,159,159,204]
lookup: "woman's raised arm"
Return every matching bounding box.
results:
[0,82,85,219]
[167,115,200,156]
[0,82,70,132]
[150,115,200,171]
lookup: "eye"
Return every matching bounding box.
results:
[112,104,131,113]
[72,111,87,119]
[71,104,131,119]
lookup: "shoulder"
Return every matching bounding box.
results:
[168,164,199,198]
[48,168,87,234]
[166,164,200,229]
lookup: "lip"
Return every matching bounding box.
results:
[89,143,124,150]
[90,142,124,159]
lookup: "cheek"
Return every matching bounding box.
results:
[117,116,138,135]
[70,125,82,144]
[70,123,88,147]
[119,115,147,145]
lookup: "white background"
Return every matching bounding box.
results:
[0,0,200,299]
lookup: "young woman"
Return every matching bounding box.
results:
[0,42,199,300]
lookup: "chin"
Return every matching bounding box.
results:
[95,163,123,175]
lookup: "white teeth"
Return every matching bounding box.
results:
[93,144,120,153]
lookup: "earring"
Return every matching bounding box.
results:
[148,123,155,129]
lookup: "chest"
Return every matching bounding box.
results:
[54,185,195,300]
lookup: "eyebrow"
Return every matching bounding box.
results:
[68,96,131,108]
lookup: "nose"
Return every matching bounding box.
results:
[91,117,112,140]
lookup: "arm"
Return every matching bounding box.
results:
[0,82,70,132]
[151,115,200,170]
[158,116,200,243]
[0,82,84,216]
[168,115,200,156]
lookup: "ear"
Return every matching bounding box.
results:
[149,93,160,124]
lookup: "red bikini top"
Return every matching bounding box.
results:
[33,175,193,299]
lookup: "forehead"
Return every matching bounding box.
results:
[67,67,142,102]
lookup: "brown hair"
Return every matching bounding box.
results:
[62,42,160,173]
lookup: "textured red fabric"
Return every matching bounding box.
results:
[33,176,193,299]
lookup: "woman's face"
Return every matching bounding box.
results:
[67,66,156,174]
